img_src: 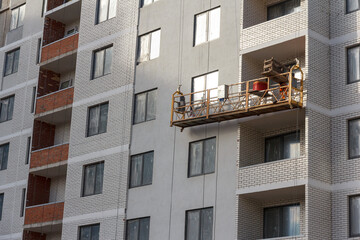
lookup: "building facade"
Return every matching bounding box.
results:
[0,0,359,239]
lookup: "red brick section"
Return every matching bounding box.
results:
[41,33,79,62]
[38,69,60,97]
[32,121,55,151]
[26,174,51,207]
[35,87,74,114]
[24,202,64,225]
[30,144,69,169]
[47,0,65,11]
[23,231,46,240]
[43,17,65,46]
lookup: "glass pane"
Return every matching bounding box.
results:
[0,146,4,170]
[13,50,19,73]
[351,196,360,236]
[195,13,207,45]
[189,141,203,176]
[138,34,150,62]
[186,211,200,240]
[104,47,113,75]
[208,8,220,41]
[10,8,18,30]
[201,208,213,240]
[139,218,150,240]
[284,0,300,15]
[88,106,100,136]
[7,97,14,121]
[1,144,9,170]
[192,76,206,102]
[130,155,143,187]
[127,220,139,240]
[5,52,14,76]
[143,0,152,7]
[203,138,216,174]
[95,163,104,194]
[282,205,300,237]
[142,152,153,185]
[18,5,26,27]
[0,194,3,220]
[93,50,105,78]
[91,224,100,240]
[348,46,360,83]
[134,93,146,124]
[108,0,117,19]
[98,103,108,134]
[264,207,280,238]
[349,119,360,158]
[146,90,156,121]
[0,98,9,122]
[265,136,283,162]
[283,132,300,159]
[268,3,284,20]
[98,0,109,23]
[150,30,161,60]
[84,165,96,196]
[206,72,219,99]
[80,226,91,240]
[347,0,360,12]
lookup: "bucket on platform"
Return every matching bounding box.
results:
[253,81,267,91]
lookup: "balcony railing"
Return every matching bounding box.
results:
[24,202,64,225]
[41,33,79,62]
[35,87,74,115]
[171,66,303,129]
[30,143,69,169]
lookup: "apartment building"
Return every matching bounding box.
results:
[0,0,360,239]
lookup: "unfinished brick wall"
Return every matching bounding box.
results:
[43,17,65,45]
[23,231,47,240]
[41,33,79,62]
[24,202,64,225]
[35,87,74,114]
[30,144,69,169]
[32,121,55,151]
[47,0,65,11]
[26,174,51,207]
[38,69,60,97]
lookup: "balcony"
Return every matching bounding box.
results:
[46,0,81,15]
[24,202,64,226]
[171,66,303,129]
[41,33,79,63]
[35,87,74,115]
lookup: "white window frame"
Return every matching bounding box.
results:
[141,0,159,7]
[96,0,117,24]
[194,7,221,46]
[92,45,113,79]
[10,4,26,30]
[137,29,161,63]
[4,48,20,76]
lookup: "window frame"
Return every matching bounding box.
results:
[137,29,161,64]
[126,217,150,240]
[4,48,20,76]
[25,136,31,165]
[0,95,15,123]
[10,4,25,30]
[0,193,3,221]
[0,143,10,171]
[185,207,214,240]
[91,45,113,80]
[95,0,117,24]
[348,118,360,159]
[346,0,360,14]
[129,151,154,188]
[263,203,301,239]
[349,194,360,237]
[86,102,109,137]
[78,223,100,240]
[81,161,105,197]
[141,0,158,7]
[264,131,300,163]
[20,188,26,217]
[191,70,219,104]
[347,44,360,84]
[188,137,216,178]
[267,0,301,21]
[133,88,157,124]
[193,7,221,46]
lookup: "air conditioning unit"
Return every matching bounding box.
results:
[64,26,78,37]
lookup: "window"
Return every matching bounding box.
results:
[0,194,3,221]
[267,0,301,21]
[188,138,216,177]
[194,7,220,46]
[134,89,157,124]
[348,45,360,84]
[349,118,360,159]
[0,143,9,171]
[82,162,104,197]
[41,0,47,17]
[96,0,117,24]
[0,96,15,123]
[79,224,100,240]
[127,217,150,240]
[20,188,26,217]
[87,102,109,137]
[350,195,360,237]
[141,0,158,7]
[10,4,25,30]
[59,79,73,90]
[31,87,36,113]
[25,137,31,165]
[186,207,213,240]
[264,204,300,238]
[130,152,153,188]
[137,30,161,63]
[0,0,2,9]
[36,38,41,64]
[347,0,360,13]
[265,131,300,162]
[92,46,113,79]
[192,71,218,103]
[4,49,20,76]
